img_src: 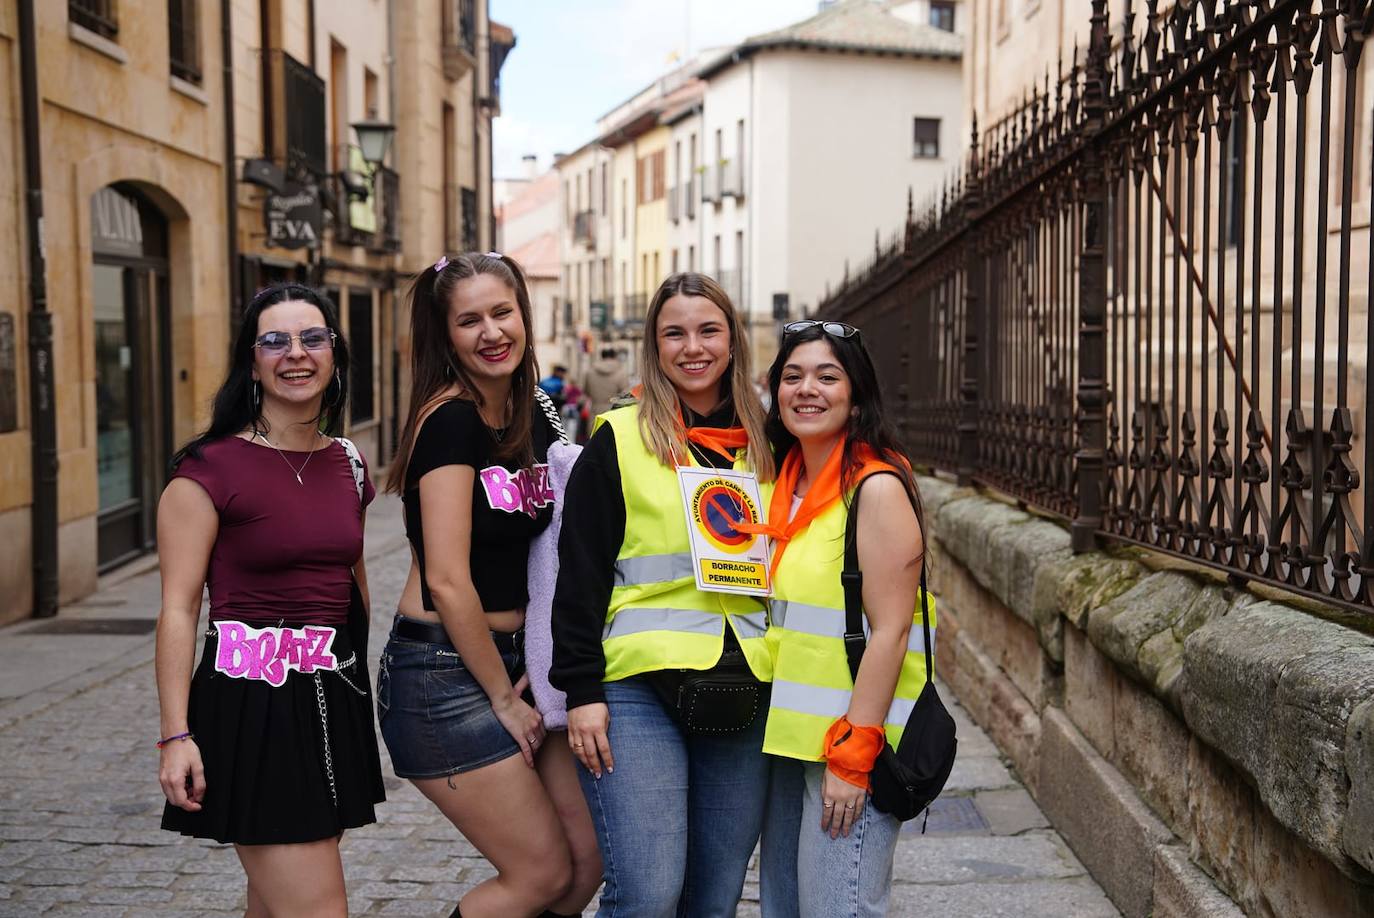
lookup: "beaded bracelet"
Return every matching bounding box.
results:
[155,731,193,749]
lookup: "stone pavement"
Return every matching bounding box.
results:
[0,494,1119,917]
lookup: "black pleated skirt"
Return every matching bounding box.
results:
[161,622,386,846]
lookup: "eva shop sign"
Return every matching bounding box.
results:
[265,184,322,250]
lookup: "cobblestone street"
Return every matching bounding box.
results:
[0,496,1118,917]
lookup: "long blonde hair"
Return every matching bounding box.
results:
[637,273,775,482]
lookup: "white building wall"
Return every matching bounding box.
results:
[667,112,703,276]
[700,63,753,314]
[781,51,963,319]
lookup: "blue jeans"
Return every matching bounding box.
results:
[577,675,769,918]
[759,758,901,918]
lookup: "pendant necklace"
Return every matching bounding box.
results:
[255,430,321,484]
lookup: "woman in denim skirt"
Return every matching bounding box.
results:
[378,253,600,918]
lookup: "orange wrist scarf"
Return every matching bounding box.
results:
[738,439,898,580]
[823,716,887,790]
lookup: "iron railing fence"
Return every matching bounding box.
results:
[819,0,1374,619]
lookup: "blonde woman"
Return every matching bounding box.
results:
[551,273,776,917]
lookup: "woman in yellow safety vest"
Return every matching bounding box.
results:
[754,320,929,918]
[550,272,776,917]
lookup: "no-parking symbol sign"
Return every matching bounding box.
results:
[676,466,771,596]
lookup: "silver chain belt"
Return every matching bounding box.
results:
[313,672,338,808]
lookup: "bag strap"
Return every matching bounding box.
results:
[335,436,365,504]
[842,476,931,685]
[535,386,570,444]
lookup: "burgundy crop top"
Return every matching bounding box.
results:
[172,436,375,626]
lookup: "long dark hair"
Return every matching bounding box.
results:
[386,252,539,493]
[764,323,925,550]
[172,284,350,467]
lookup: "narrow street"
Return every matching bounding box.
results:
[0,496,1117,917]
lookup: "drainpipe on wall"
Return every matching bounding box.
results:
[223,0,240,325]
[18,0,58,618]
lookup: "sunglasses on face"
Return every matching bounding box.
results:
[254,327,337,355]
[782,320,861,339]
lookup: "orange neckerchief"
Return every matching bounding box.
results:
[629,385,748,465]
[740,439,897,581]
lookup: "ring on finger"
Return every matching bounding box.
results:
[823,801,835,808]
[845,802,855,809]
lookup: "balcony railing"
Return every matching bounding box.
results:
[376,165,401,253]
[444,182,461,254]
[668,186,681,223]
[573,210,596,248]
[700,168,720,204]
[330,145,400,252]
[460,186,478,252]
[818,0,1374,622]
[69,0,117,39]
[720,158,745,199]
[441,0,478,81]
[270,51,327,176]
[625,292,648,317]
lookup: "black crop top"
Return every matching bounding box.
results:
[403,399,555,612]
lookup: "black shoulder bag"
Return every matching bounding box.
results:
[842,481,957,821]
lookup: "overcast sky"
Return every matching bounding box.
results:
[490,0,820,178]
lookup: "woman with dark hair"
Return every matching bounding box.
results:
[156,283,385,916]
[755,321,929,918]
[551,272,776,916]
[378,253,600,918]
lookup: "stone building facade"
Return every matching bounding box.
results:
[1,0,512,624]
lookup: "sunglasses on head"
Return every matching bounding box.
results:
[254,327,336,355]
[783,320,861,339]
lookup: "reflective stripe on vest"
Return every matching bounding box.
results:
[770,679,917,730]
[769,599,933,655]
[614,552,696,587]
[603,606,769,642]
[596,404,773,683]
[762,484,933,761]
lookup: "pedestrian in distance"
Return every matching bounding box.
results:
[584,346,629,413]
[378,252,600,918]
[155,283,385,917]
[539,363,570,411]
[754,320,930,918]
[551,271,777,917]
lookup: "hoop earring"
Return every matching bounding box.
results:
[330,368,343,407]
[252,380,261,412]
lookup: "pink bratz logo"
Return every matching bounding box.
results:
[213,622,339,686]
[479,464,554,517]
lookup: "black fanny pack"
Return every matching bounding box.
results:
[647,630,766,734]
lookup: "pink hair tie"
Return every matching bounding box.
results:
[434,255,449,272]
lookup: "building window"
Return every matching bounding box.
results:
[621,179,627,238]
[71,0,118,39]
[168,0,201,82]
[913,118,940,158]
[929,0,955,32]
[349,290,375,424]
[461,186,478,251]
[600,163,609,216]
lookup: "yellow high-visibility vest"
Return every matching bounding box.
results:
[762,486,934,761]
[596,404,773,683]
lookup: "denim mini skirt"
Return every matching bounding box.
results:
[377,615,526,779]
